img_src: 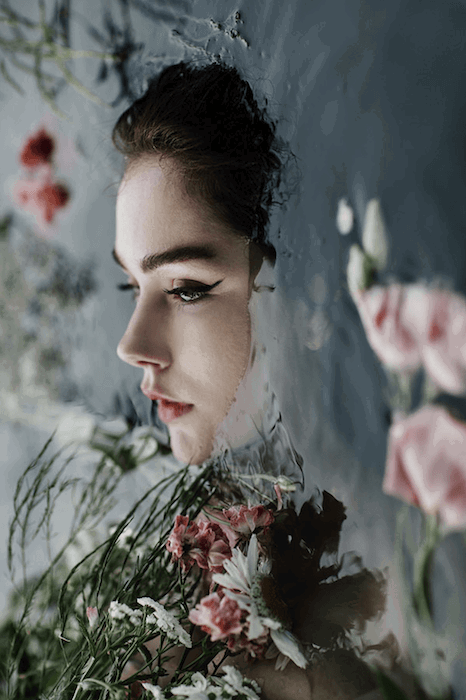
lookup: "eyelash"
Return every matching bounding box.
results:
[117,281,221,304]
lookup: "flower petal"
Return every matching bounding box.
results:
[270,628,307,668]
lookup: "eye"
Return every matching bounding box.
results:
[117,282,139,301]
[164,280,222,305]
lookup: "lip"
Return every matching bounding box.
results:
[141,387,194,424]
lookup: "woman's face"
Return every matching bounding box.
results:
[114,159,255,464]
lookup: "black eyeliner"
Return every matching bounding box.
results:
[163,279,222,296]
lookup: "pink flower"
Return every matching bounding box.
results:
[196,510,238,548]
[166,515,196,560]
[353,285,421,371]
[188,591,243,641]
[402,286,466,395]
[20,128,55,168]
[194,520,232,572]
[226,629,270,657]
[222,505,274,536]
[354,284,466,394]
[166,515,232,573]
[383,405,466,530]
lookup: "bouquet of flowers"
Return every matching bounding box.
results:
[0,416,388,700]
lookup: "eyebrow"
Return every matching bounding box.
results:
[112,244,218,273]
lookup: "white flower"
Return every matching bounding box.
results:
[213,536,307,669]
[221,666,261,699]
[142,682,165,699]
[336,197,354,235]
[361,198,389,270]
[213,536,279,640]
[347,243,367,300]
[171,671,219,699]
[108,600,142,626]
[137,597,192,648]
[270,628,307,669]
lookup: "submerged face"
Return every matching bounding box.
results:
[114,159,255,464]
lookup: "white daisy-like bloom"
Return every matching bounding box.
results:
[142,682,165,699]
[108,600,142,626]
[171,671,220,699]
[213,535,307,668]
[221,666,261,699]
[213,535,279,639]
[137,597,192,648]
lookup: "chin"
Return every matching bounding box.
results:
[169,426,215,465]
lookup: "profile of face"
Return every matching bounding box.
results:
[114,159,258,464]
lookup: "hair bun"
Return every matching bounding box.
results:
[112,60,287,259]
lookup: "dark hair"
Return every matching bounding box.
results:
[112,61,283,261]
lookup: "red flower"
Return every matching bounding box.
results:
[20,128,55,168]
[222,504,274,536]
[36,182,69,222]
[188,591,243,641]
[166,515,232,573]
[14,178,70,225]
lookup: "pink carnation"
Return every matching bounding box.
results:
[196,510,238,548]
[188,591,243,641]
[189,588,270,658]
[383,405,466,530]
[166,515,197,560]
[166,515,232,573]
[222,504,274,536]
[226,629,270,658]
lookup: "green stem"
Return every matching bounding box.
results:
[412,512,440,626]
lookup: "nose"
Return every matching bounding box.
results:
[117,298,172,371]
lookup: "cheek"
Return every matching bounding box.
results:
[181,300,251,399]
